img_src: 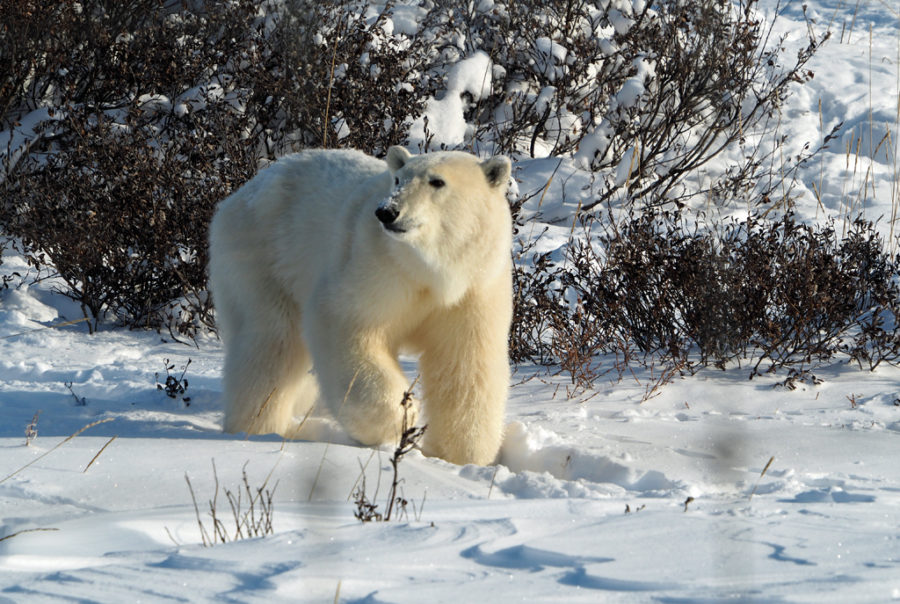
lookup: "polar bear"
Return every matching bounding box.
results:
[208,146,513,465]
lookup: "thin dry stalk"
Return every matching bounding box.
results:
[24,410,40,446]
[245,387,277,438]
[185,472,214,547]
[281,403,316,450]
[322,17,344,148]
[1,417,115,484]
[0,527,60,543]
[83,435,117,473]
[349,377,426,523]
[412,488,427,522]
[352,471,382,522]
[640,359,684,403]
[385,377,425,522]
[0,317,89,340]
[749,456,775,501]
[347,449,378,503]
[487,466,500,499]
[185,459,277,547]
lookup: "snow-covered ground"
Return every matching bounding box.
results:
[2,1,899,602]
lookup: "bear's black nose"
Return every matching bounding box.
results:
[375,205,399,225]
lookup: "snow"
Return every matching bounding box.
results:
[608,9,635,36]
[2,1,900,601]
[445,51,493,101]
[409,51,493,149]
[387,5,425,37]
[615,145,640,186]
[614,57,655,110]
[4,294,900,601]
[756,0,900,234]
[535,37,569,82]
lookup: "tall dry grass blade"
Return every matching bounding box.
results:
[347,449,378,502]
[1,417,115,484]
[83,435,117,473]
[749,456,775,501]
[244,387,277,439]
[889,23,900,258]
[0,527,59,543]
[322,17,345,148]
[0,317,89,340]
[281,403,316,450]
[185,472,213,547]
[523,158,563,243]
[846,0,862,44]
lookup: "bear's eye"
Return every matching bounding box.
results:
[429,177,445,189]
[394,177,400,186]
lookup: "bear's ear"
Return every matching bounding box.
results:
[386,146,412,172]
[481,156,511,188]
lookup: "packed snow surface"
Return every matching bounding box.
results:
[2,1,899,602]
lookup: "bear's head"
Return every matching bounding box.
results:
[377,146,512,306]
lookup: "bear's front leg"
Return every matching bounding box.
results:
[306,317,416,446]
[337,349,418,446]
[417,287,512,465]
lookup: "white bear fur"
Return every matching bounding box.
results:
[208,146,513,465]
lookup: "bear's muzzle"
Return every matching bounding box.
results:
[376,204,406,233]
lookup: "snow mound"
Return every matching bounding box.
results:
[409,51,493,148]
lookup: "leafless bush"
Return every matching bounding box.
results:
[1,1,263,334]
[0,0,442,334]
[352,472,383,522]
[184,460,277,547]
[575,0,827,211]
[416,0,825,214]
[353,382,426,523]
[510,208,900,387]
[510,233,567,365]
[6,0,879,392]
[267,0,438,155]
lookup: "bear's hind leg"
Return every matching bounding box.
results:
[221,312,316,437]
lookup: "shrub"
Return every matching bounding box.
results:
[1,0,265,334]
[183,461,277,547]
[352,382,426,523]
[510,209,900,385]
[409,0,824,213]
[268,0,437,155]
